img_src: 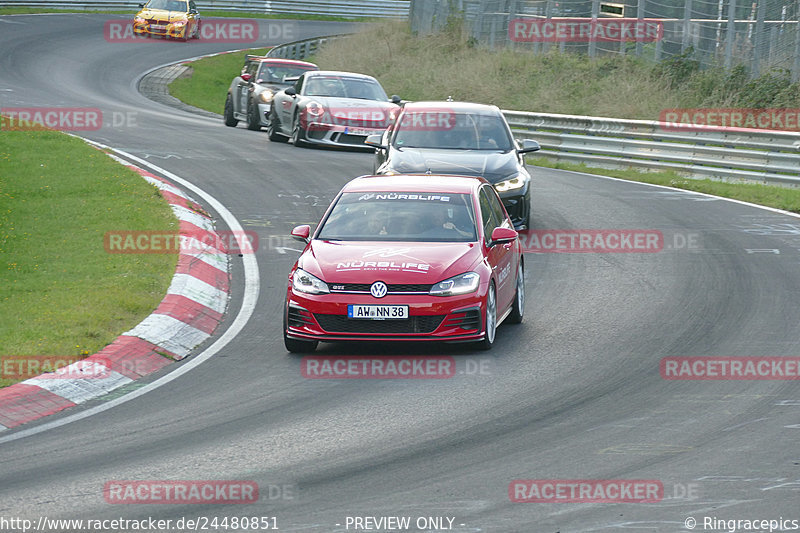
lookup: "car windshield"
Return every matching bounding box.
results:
[392,111,514,151]
[317,192,477,242]
[303,76,388,100]
[257,64,316,85]
[146,0,187,10]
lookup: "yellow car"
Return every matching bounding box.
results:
[133,0,200,41]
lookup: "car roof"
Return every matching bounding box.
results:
[305,70,378,81]
[401,101,502,115]
[342,175,488,195]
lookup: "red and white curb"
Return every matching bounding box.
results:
[0,153,230,431]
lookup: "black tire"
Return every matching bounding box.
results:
[267,109,288,142]
[223,95,238,127]
[192,20,201,39]
[246,101,261,131]
[291,112,308,147]
[283,306,318,353]
[507,259,524,324]
[475,283,497,351]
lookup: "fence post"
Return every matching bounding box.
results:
[589,0,599,57]
[751,0,765,76]
[724,0,736,68]
[681,0,692,51]
[508,0,518,50]
[794,15,800,82]
[543,0,554,52]
[635,0,645,56]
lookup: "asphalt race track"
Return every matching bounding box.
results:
[1,13,799,533]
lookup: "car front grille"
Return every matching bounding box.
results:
[329,283,432,294]
[314,314,445,334]
[335,133,369,145]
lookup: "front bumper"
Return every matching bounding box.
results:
[133,21,188,38]
[285,290,487,343]
[303,121,387,148]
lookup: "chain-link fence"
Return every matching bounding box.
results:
[410,0,800,79]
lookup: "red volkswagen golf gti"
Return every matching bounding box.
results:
[283,175,525,352]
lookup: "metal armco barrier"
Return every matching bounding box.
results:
[505,111,800,184]
[3,0,410,18]
[266,34,347,60]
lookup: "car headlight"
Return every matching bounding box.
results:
[429,272,480,296]
[292,268,329,295]
[495,174,527,192]
[134,16,145,23]
[172,19,187,26]
[259,90,274,103]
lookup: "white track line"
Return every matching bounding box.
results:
[0,143,260,444]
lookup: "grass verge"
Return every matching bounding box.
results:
[168,48,268,115]
[0,130,178,388]
[530,157,800,214]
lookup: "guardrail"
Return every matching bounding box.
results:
[266,34,347,60]
[2,0,410,18]
[505,111,800,184]
[266,31,800,184]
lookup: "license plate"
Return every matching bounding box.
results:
[348,305,408,320]
[151,24,166,29]
[343,127,376,136]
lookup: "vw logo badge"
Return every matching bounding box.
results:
[370,281,388,298]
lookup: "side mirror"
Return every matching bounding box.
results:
[490,227,518,246]
[291,224,311,243]
[138,2,145,6]
[517,139,540,154]
[285,87,297,97]
[390,95,402,105]
[241,73,252,82]
[364,134,386,149]
[189,9,197,14]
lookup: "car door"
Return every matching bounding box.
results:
[277,74,304,132]
[479,185,516,313]
[237,61,257,113]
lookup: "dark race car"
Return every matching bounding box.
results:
[366,101,540,230]
[283,174,525,353]
[224,57,318,130]
[268,70,401,148]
